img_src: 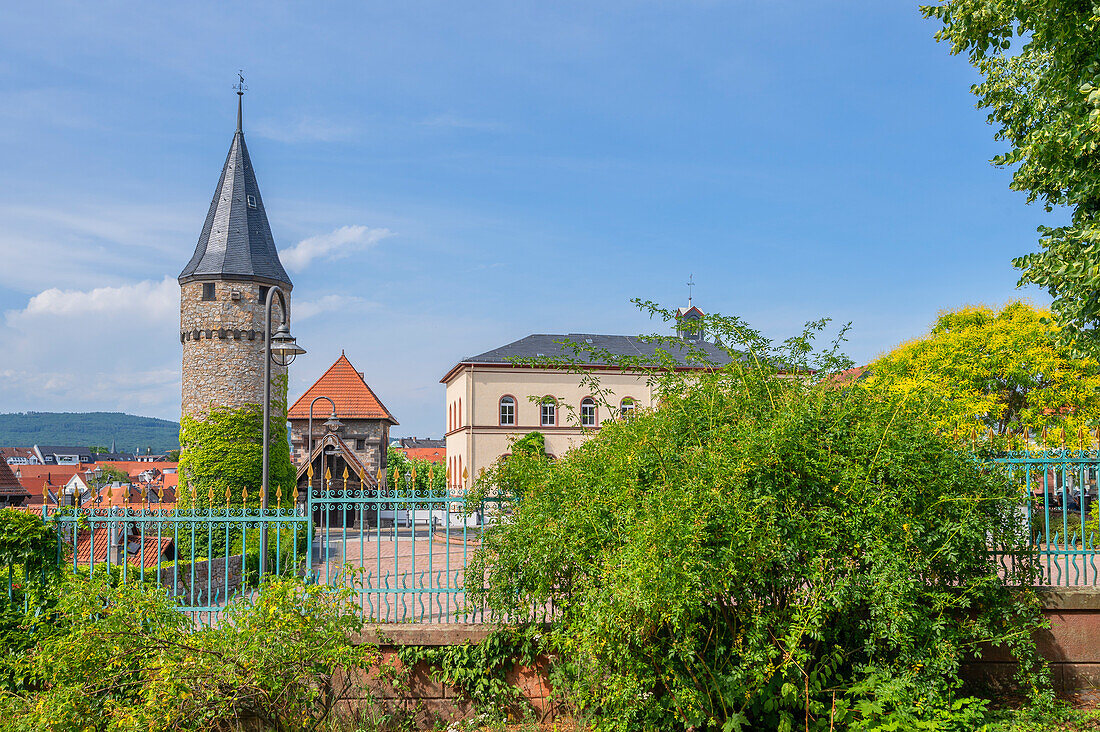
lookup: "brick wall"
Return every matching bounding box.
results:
[966,587,1100,705]
[339,624,562,728]
[340,590,1100,728]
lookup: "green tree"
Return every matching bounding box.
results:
[386,447,446,495]
[469,307,1047,731]
[95,464,131,484]
[923,0,1100,351]
[862,302,1100,445]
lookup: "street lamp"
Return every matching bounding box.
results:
[261,285,306,575]
[83,467,104,506]
[307,396,342,498]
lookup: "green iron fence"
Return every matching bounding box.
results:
[39,480,514,624]
[990,449,1100,586]
[30,449,1091,621]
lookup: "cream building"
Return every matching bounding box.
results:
[440,323,730,490]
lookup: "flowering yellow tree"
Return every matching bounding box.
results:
[863,302,1100,446]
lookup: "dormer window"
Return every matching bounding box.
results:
[247,194,257,209]
[202,283,216,301]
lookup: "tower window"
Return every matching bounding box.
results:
[247,194,257,209]
[201,283,216,301]
[355,439,365,451]
[258,285,270,304]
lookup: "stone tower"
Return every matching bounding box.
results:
[178,91,293,420]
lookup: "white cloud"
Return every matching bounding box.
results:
[252,116,358,144]
[295,294,378,321]
[5,277,177,327]
[419,113,505,133]
[281,225,392,272]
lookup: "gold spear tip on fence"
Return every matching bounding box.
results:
[411,466,417,485]
[377,466,384,487]
[307,462,314,479]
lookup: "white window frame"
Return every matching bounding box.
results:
[620,397,636,419]
[581,398,597,428]
[540,399,556,427]
[499,396,516,426]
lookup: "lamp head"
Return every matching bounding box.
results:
[270,323,306,366]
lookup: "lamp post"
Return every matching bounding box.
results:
[260,285,306,576]
[307,395,342,493]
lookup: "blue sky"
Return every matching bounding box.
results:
[0,1,1057,438]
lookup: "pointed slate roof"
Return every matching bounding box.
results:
[179,96,292,287]
[288,354,398,423]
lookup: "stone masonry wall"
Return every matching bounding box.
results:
[180,280,290,420]
[157,553,244,606]
[289,418,388,477]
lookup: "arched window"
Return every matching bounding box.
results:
[580,397,597,428]
[540,397,557,427]
[620,397,636,420]
[499,396,516,426]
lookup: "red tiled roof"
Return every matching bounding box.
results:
[72,532,174,570]
[0,460,28,497]
[396,447,446,465]
[95,461,178,474]
[14,465,84,481]
[288,354,397,423]
[14,466,81,502]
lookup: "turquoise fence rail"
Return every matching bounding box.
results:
[991,449,1100,586]
[310,483,513,623]
[39,484,517,623]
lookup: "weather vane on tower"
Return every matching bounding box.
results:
[234,71,247,132]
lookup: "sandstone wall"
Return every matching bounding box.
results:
[158,553,245,606]
[180,280,291,419]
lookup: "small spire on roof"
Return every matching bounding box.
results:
[234,70,247,132]
[686,273,695,307]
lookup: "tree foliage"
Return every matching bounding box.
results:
[469,307,1048,731]
[863,302,1100,443]
[0,574,376,731]
[386,447,447,495]
[923,0,1100,350]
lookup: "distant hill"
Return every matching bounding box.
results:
[0,412,180,453]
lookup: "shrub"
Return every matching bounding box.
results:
[0,574,376,731]
[469,308,1049,731]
